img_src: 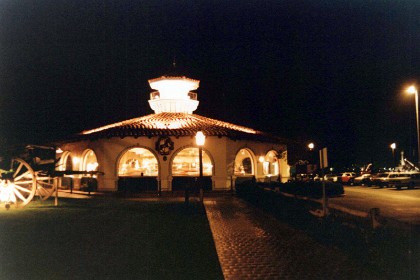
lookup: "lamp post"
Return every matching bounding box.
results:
[390,143,396,168]
[407,85,420,167]
[308,142,314,151]
[307,142,316,175]
[195,131,206,202]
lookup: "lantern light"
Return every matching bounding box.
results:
[195,131,206,146]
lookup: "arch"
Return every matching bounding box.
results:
[79,149,99,192]
[171,146,213,176]
[117,147,159,177]
[234,148,256,176]
[57,151,73,171]
[116,146,159,192]
[56,151,74,190]
[81,149,99,172]
[170,146,214,191]
[262,150,279,178]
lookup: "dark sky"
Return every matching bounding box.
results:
[1,0,420,168]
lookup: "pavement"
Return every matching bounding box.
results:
[204,196,377,280]
[57,190,378,279]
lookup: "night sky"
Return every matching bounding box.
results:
[1,0,420,168]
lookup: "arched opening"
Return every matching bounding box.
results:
[80,149,99,192]
[262,150,279,182]
[57,151,72,171]
[56,151,73,190]
[117,147,159,192]
[81,149,99,172]
[234,148,255,176]
[171,147,213,191]
[234,148,256,187]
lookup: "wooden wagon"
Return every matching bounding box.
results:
[0,145,101,209]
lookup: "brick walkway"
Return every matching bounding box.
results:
[204,196,377,280]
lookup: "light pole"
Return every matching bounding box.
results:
[195,131,206,202]
[407,85,420,167]
[307,142,315,175]
[390,143,396,168]
[306,142,328,217]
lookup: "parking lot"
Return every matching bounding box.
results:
[330,185,420,225]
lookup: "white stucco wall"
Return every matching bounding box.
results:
[56,135,288,192]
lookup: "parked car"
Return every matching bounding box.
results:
[353,173,372,186]
[324,174,338,182]
[313,174,322,181]
[370,172,392,188]
[339,172,356,185]
[388,172,420,190]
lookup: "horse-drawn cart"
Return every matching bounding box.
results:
[0,145,101,209]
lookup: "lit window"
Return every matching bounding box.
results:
[82,150,99,172]
[118,148,158,177]
[172,147,212,176]
[263,150,279,176]
[234,149,254,176]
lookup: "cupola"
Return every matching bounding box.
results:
[148,75,200,114]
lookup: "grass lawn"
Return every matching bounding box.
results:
[0,197,223,280]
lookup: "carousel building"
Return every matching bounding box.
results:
[55,73,290,193]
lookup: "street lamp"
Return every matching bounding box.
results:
[307,142,316,174]
[195,131,206,202]
[407,85,420,167]
[308,142,315,151]
[390,143,396,168]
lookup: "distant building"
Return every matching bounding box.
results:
[54,73,290,192]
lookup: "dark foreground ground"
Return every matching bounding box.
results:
[1,192,418,280]
[0,197,223,280]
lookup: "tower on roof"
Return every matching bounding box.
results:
[148,75,200,114]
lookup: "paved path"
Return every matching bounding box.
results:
[204,196,377,280]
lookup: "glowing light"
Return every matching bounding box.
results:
[390,143,396,150]
[148,76,199,99]
[147,76,200,114]
[308,143,315,150]
[259,156,265,163]
[195,131,206,146]
[86,162,98,172]
[204,163,213,170]
[132,148,144,155]
[148,98,199,114]
[73,157,80,165]
[0,181,17,204]
[118,148,159,177]
[407,85,418,95]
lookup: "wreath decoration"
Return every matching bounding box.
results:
[155,136,174,156]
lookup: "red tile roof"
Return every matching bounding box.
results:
[76,113,284,143]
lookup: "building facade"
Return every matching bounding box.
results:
[55,74,290,192]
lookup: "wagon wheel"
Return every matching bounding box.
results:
[10,158,37,207]
[35,172,57,200]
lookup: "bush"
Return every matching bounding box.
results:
[255,181,344,198]
[235,179,344,199]
[235,177,257,196]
